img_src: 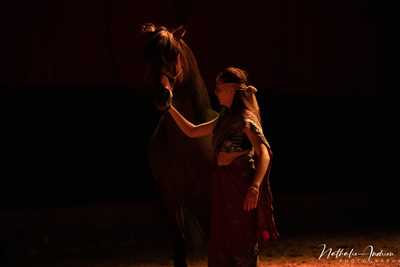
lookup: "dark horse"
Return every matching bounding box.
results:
[141,23,217,267]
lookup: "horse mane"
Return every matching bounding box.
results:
[176,40,216,124]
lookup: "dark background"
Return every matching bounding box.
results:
[0,0,395,246]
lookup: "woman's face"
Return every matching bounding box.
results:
[215,79,238,107]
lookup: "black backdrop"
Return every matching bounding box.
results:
[1,0,395,229]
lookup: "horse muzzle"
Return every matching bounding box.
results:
[154,85,173,111]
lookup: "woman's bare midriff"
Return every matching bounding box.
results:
[217,150,251,166]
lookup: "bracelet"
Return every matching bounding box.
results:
[249,185,259,193]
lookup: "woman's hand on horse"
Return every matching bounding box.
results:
[166,88,173,107]
[156,87,173,112]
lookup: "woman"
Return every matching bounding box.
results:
[166,67,279,267]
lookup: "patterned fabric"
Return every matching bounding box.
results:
[219,130,252,152]
[209,107,276,267]
[208,155,260,267]
[213,108,271,153]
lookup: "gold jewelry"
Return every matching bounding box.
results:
[249,185,259,193]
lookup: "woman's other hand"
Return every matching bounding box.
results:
[243,186,259,212]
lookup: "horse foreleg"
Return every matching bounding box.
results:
[172,219,188,267]
[161,195,188,267]
[162,205,186,267]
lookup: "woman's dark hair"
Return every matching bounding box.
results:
[216,67,248,85]
[216,67,262,123]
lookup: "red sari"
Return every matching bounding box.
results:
[208,108,276,267]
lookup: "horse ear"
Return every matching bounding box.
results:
[141,23,156,33]
[172,25,186,40]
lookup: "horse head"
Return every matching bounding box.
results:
[141,23,188,112]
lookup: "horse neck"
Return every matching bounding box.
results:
[174,84,213,124]
[173,41,216,123]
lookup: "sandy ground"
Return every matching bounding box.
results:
[1,198,398,267]
[11,228,398,267]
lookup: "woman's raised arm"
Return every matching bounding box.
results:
[168,105,218,138]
